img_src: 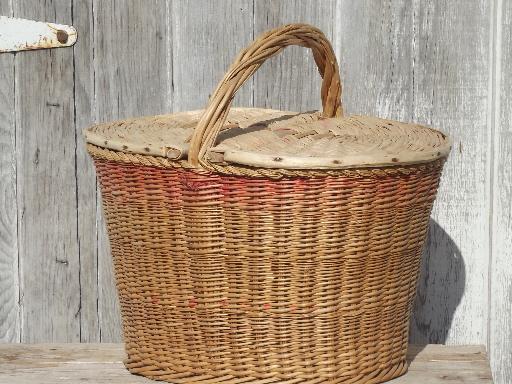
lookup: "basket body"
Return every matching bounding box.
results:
[90,146,444,384]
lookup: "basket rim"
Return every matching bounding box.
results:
[84,107,451,176]
[87,142,447,180]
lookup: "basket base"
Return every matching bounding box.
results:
[123,359,409,384]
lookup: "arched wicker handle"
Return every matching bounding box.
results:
[189,23,343,167]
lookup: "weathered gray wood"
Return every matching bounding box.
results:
[336,1,415,120]
[407,1,491,346]
[14,0,80,342]
[72,0,100,342]
[253,0,337,112]
[0,344,494,383]
[335,1,491,346]
[490,2,512,384]
[171,0,254,112]
[0,0,19,343]
[92,0,170,341]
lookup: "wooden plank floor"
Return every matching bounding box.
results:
[0,344,493,383]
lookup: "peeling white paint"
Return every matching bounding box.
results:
[0,16,76,53]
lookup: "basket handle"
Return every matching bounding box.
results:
[189,23,343,167]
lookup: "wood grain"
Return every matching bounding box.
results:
[336,1,415,120]
[92,0,170,341]
[0,0,19,343]
[72,0,99,342]
[0,344,494,383]
[490,1,511,383]
[171,0,254,112]
[253,0,337,112]
[407,0,491,346]
[14,0,81,342]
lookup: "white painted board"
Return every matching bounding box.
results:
[0,16,76,52]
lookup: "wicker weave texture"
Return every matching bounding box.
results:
[87,22,450,384]
[83,23,449,174]
[188,23,342,167]
[85,108,451,170]
[92,155,444,384]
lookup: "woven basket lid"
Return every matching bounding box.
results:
[85,24,450,171]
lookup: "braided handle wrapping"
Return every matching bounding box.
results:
[189,23,343,167]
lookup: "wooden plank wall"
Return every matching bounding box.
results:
[0,1,509,382]
[491,2,511,384]
[0,0,18,343]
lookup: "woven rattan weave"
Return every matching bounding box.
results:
[86,24,450,384]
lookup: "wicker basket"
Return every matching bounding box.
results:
[85,24,450,384]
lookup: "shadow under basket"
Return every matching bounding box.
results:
[85,23,450,384]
